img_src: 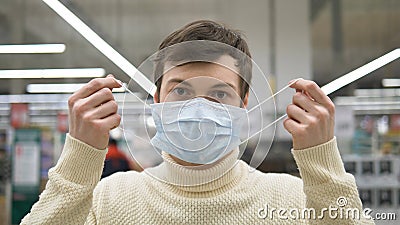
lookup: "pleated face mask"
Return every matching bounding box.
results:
[150,97,247,164]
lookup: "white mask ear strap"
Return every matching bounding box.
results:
[247,78,300,113]
[241,78,301,144]
[240,113,287,145]
[122,83,151,108]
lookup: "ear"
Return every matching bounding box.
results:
[242,92,249,108]
[154,91,160,103]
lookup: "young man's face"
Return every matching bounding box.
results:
[155,55,248,108]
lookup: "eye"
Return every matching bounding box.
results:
[172,87,189,96]
[211,91,228,99]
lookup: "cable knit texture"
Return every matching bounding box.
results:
[21,135,374,224]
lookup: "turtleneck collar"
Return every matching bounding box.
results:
[145,149,247,193]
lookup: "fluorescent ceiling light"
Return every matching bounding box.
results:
[0,68,105,78]
[355,88,400,97]
[337,101,400,106]
[42,0,156,96]
[321,48,400,95]
[27,83,85,93]
[335,96,400,106]
[382,79,400,87]
[27,83,125,93]
[0,44,65,53]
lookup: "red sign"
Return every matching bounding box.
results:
[10,103,29,128]
[57,112,69,133]
[390,115,400,131]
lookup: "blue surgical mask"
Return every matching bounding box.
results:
[150,97,247,164]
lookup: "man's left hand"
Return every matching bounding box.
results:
[283,79,335,150]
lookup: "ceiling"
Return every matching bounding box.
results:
[0,0,399,96]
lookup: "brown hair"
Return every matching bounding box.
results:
[154,20,252,100]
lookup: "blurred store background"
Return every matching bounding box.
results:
[0,0,399,224]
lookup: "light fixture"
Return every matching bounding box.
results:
[0,68,105,79]
[354,88,400,97]
[0,44,66,54]
[42,0,156,96]
[382,79,400,87]
[27,83,125,93]
[27,83,84,93]
[321,48,400,95]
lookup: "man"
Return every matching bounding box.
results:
[22,20,374,224]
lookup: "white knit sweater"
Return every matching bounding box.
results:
[21,134,374,224]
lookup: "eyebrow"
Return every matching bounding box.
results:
[166,78,238,91]
[166,78,193,87]
[210,82,237,91]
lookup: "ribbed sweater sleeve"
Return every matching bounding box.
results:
[292,137,375,224]
[20,134,106,225]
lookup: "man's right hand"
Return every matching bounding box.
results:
[68,75,122,149]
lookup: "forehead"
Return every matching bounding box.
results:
[162,55,241,87]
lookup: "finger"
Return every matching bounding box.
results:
[304,91,314,100]
[96,113,121,130]
[286,104,309,124]
[89,100,118,119]
[290,79,331,107]
[84,88,115,108]
[106,74,117,91]
[292,92,319,113]
[72,75,122,100]
[283,118,302,134]
[70,88,114,115]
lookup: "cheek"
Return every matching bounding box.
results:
[158,87,173,103]
[158,92,166,103]
[154,92,166,103]
[154,92,160,103]
[157,82,168,102]
[154,84,172,102]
